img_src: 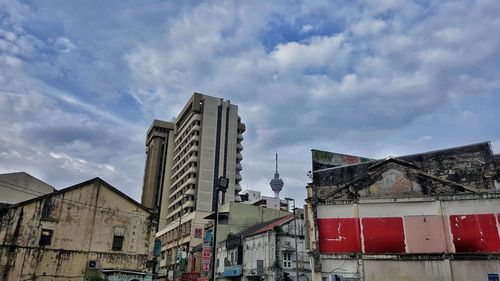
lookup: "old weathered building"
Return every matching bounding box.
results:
[305,142,500,281]
[215,213,311,281]
[158,202,290,280]
[0,177,155,281]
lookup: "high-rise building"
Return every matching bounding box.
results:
[141,120,174,210]
[141,93,245,277]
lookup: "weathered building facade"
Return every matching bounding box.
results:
[0,177,155,281]
[215,214,311,281]
[305,142,500,281]
[157,202,290,280]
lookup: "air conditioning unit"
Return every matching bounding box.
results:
[87,260,100,270]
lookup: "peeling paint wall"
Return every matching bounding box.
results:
[307,143,500,281]
[316,197,500,254]
[0,179,154,281]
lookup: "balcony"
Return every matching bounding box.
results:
[237,134,243,141]
[235,174,242,181]
[235,184,242,192]
[192,114,201,121]
[237,143,243,151]
[191,134,199,143]
[238,122,246,132]
[185,188,196,196]
[236,153,243,161]
[182,199,194,209]
[236,163,242,171]
[234,195,242,202]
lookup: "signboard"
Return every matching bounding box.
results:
[489,274,499,281]
[195,228,202,239]
[202,247,212,260]
[204,230,213,244]
[154,239,162,257]
[201,261,210,272]
[223,265,241,277]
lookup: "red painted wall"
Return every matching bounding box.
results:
[318,212,500,254]
[362,217,405,253]
[449,214,500,253]
[318,218,361,253]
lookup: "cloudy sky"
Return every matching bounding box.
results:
[1,0,499,204]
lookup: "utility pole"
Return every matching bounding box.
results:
[210,177,228,281]
[173,215,182,281]
[285,198,299,281]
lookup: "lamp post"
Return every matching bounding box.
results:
[210,176,229,281]
[284,197,299,281]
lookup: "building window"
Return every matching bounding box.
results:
[39,229,53,246]
[283,252,291,268]
[112,235,124,251]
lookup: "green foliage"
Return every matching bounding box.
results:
[273,225,284,236]
[86,272,105,281]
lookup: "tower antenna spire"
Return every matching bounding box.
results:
[275,149,278,173]
[270,148,284,199]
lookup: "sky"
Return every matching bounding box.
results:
[1,0,499,205]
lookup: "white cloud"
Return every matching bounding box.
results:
[271,35,348,71]
[55,36,76,53]
[351,18,386,36]
[1,0,500,204]
[300,24,314,34]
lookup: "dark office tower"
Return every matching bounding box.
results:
[141,120,174,210]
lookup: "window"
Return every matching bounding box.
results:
[39,229,53,246]
[41,200,52,219]
[283,252,291,268]
[113,227,125,251]
[112,235,124,251]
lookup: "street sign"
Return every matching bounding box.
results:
[202,246,212,260]
[201,261,210,272]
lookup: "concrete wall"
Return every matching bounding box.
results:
[450,260,500,281]
[0,172,55,204]
[218,202,289,243]
[321,259,500,281]
[0,179,154,281]
[363,260,452,281]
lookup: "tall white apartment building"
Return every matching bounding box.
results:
[141,93,245,276]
